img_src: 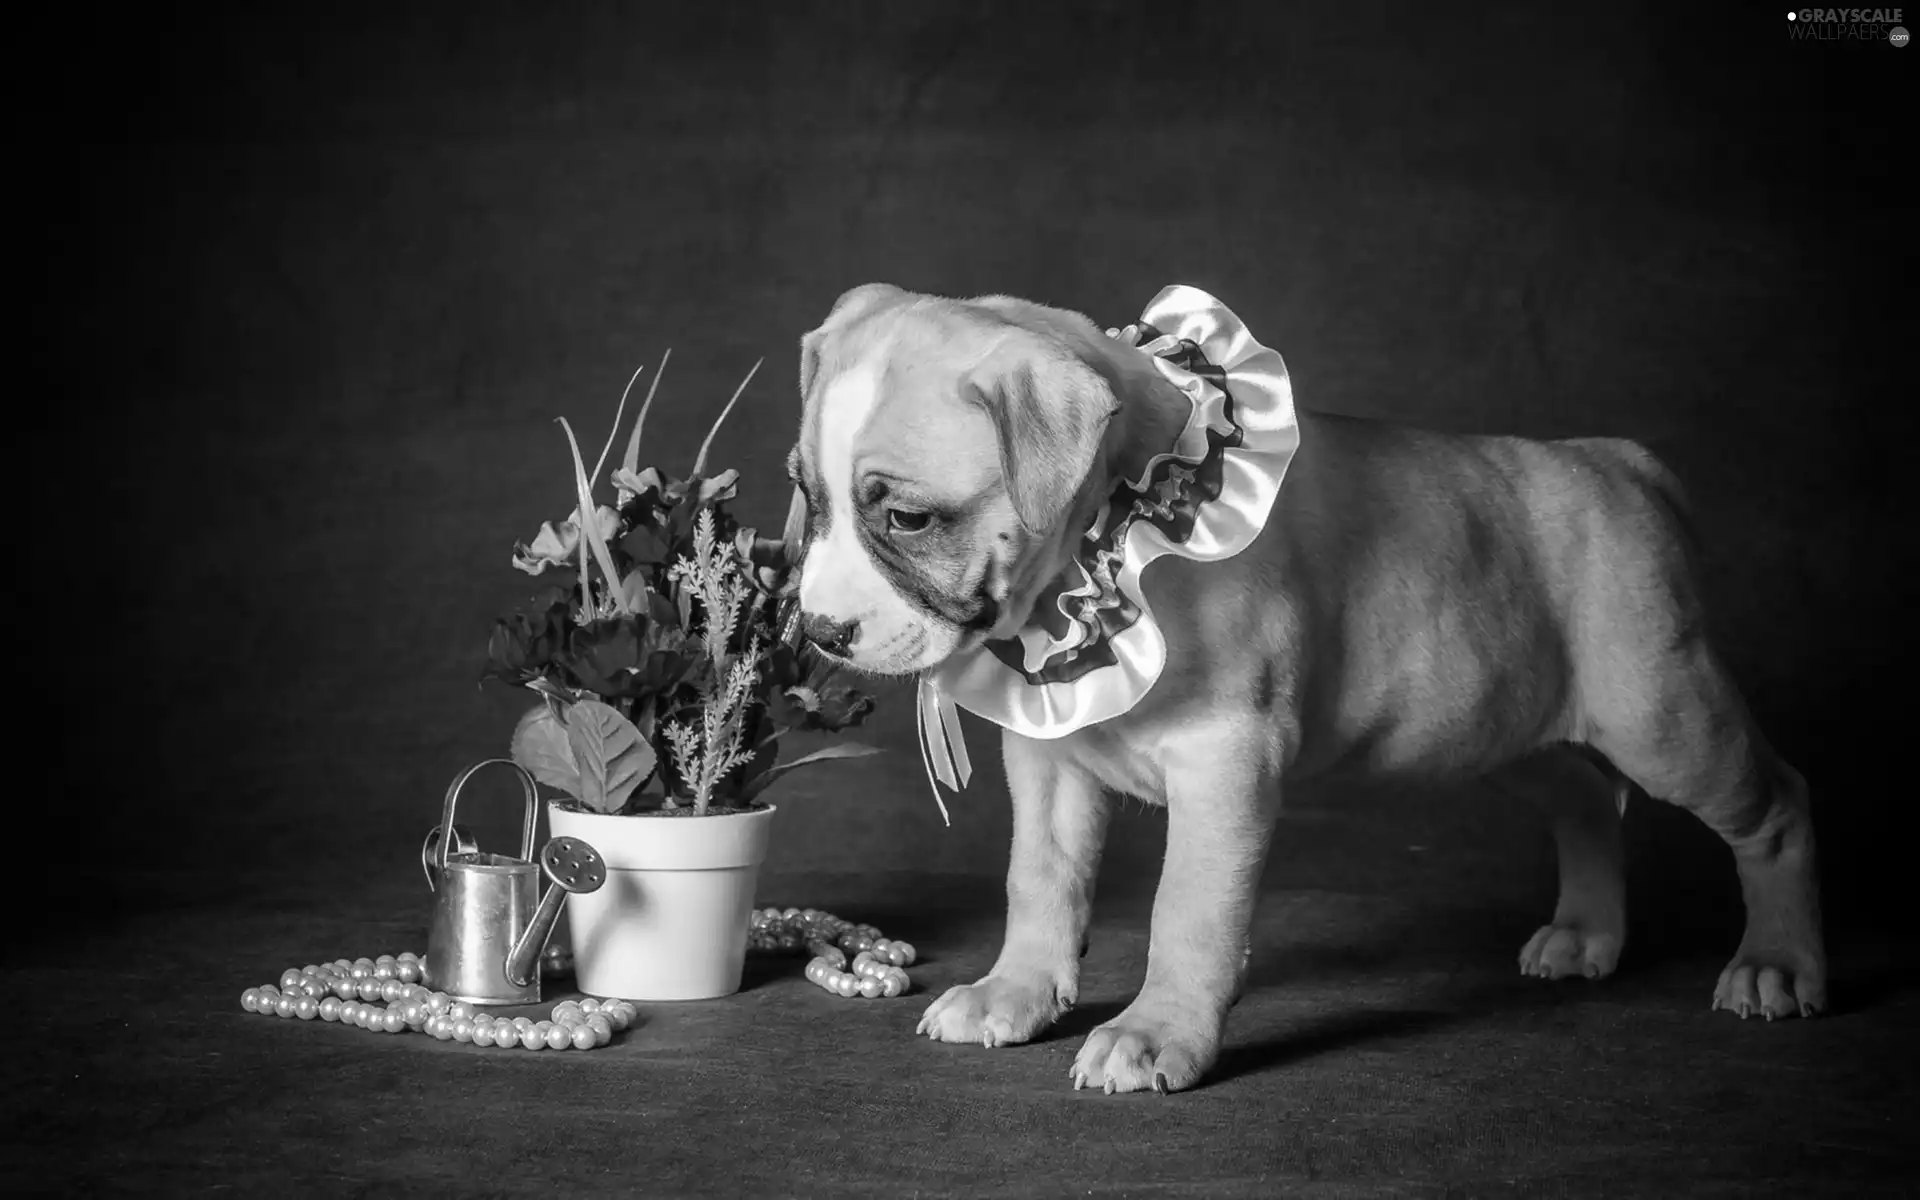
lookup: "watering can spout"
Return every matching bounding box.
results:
[504,837,607,989]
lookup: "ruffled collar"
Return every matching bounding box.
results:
[915,285,1301,820]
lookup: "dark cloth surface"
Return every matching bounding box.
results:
[10,800,1919,1198]
[18,1,1916,1195]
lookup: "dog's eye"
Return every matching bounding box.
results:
[887,508,932,535]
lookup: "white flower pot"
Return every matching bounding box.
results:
[546,802,777,1001]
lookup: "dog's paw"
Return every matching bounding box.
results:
[1069,1006,1219,1094]
[916,971,1072,1047]
[1712,950,1827,1021]
[1517,923,1622,980]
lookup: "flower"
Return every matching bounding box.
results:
[512,506,623,576]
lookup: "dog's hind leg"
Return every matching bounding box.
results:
[1558,439,1826,1019]
[1587,642,1827,1020]
[1498,747,1629,981]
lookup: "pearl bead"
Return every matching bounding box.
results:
[396,962,421,984]
[833,973,859,998]
[579,998,601,1015]
[448,1002,474,1022]
[279,969,304,990]
[858,977,883,999]
[570,1024,597,1050]
[319,996,342,1021]
[519,1026,545,1050]
[583,1014,611,1046]
[295,997,319,1019]
[602,1005,632,1033]
[241,988,261,1013]
[370,963,392,980]
[274,995,295,1018]
[384,1010,407,1034]
[543,1024,570,1050]
[552,1001,584,1026]
[471,1022,497,1048]
[331,979,355,1000]
[881,974,905,998]
[452,1018,473,1043]
[349,964,370,980]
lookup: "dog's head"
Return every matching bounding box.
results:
[785,284,1132,675]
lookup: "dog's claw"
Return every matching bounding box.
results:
[982,1029,996,1049]
[1153,1072,1169,1095]
[1072,1072,1086,1091]
[1104,1079,1115,1096]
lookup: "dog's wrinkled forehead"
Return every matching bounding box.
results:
[795,295,1005,505]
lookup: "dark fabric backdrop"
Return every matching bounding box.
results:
[42,0,1906,915]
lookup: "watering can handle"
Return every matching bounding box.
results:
[436,758,539,871]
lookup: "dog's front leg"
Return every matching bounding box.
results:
[1072,749,1276,1094]
[918,733,1109,1047]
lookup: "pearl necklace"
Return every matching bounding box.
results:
[240,951,636,1050]
[239,909,916,1042]
[747,906,918,999]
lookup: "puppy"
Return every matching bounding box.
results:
[784,282,1826,1094]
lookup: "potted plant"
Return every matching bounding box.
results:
[483,356,880,1001]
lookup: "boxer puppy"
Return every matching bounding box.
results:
[784,282,1826,1094]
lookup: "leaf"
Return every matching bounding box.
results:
[564,699,656,814]
[555,617,643,698]
[618,569,652,612]
[740,742,884,801]
[510,704,582,797]
[774,681,877,733]
[620,525,671,565]
[556,417,632,617]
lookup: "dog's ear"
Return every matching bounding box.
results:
[970,334,1118,535]
[799,283,907,400]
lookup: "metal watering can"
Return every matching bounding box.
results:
[421,759,606,1005]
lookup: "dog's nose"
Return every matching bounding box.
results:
[799,612,860,657]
